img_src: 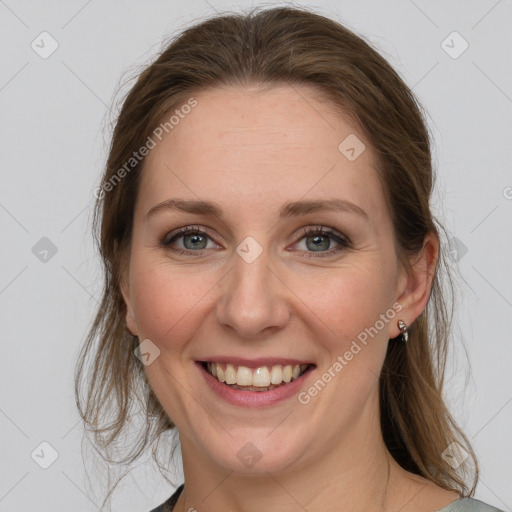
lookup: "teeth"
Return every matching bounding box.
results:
[206,362,309,387]
[270,365,283,384]
[236,366,253,386]
[225,364,236,385]
[253,367,270,387]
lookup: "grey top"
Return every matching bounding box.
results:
[435,498,505,511]
[149,485,505,512]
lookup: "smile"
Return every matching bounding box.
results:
[203,362,311,391]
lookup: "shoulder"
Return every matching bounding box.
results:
[437,497,506,512]
[148,483,184,512]
[397,469,504,512]
[148,485,505,512]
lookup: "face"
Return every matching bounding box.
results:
[122,84,414,475]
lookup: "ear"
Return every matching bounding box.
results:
[393,231,439,337]
[120,268,139,337]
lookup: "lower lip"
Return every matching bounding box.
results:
[197,362,315,408]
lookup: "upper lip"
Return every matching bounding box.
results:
[197,357,315,368]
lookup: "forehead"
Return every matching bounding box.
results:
[137,84,388,227]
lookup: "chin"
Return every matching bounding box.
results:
[201,429,307,475]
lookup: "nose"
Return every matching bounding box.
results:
[215,241,291,339]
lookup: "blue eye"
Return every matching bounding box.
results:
[161,225,351,258]
[161,226,215,252]
[294,226,351,258]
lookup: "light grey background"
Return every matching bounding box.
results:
[1,0,511,511]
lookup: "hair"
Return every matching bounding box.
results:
[75,4,478,505]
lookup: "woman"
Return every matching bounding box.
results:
[75,6,504,512]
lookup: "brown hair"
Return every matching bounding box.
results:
[75,5,478,503]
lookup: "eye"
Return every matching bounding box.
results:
[160,225,351,258]
[292,226,351,258]
[161,226,219,255]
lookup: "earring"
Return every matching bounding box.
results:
[397,320,408,343]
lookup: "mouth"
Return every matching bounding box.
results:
[199,361,314,392]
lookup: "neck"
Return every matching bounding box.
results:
[175,410,407,512]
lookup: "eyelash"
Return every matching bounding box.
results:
[160,225,352,258]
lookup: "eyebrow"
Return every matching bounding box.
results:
[145,197,369,222]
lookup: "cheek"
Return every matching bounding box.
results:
[292,262,397,394]
[129,258,218,347]
[303,270,395,401]
[302,263,395,342]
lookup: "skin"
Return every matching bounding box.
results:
[121,84,460,512]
